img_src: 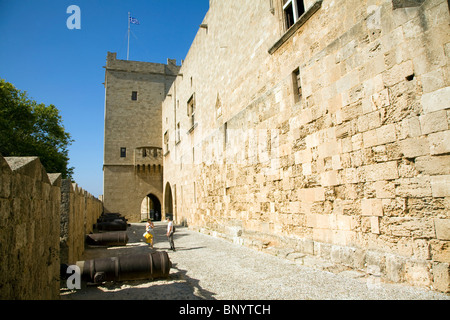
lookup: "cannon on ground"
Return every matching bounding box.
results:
[97,213,128,223]
[86,231,129,246]
[76,252,172,284]
[94,219,128,231]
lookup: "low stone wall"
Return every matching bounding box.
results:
[60,180,103,265]
[0,154,103,299]
[0,156,61,299]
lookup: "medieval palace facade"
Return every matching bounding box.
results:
[104,0,450,292]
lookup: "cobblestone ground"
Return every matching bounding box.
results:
[61,223,449,300]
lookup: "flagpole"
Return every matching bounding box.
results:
[127,12,130,60]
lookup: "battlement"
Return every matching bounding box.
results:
[105,52,179,76]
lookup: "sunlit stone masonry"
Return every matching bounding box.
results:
[161,0,450,292]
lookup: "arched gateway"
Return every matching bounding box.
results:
[140,193,162,221]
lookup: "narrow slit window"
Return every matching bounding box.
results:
[292,67,302,103]
[176,122,181,143]
[223,122,228,151]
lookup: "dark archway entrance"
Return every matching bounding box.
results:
[164,182,173,220]
[140,193,161,221]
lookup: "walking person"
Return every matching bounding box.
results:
[144,219,154,248]
[166,217,175,251]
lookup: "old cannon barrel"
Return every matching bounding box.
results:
[86,232,129,246]
[77,252,172,283]
[94,219,128,231]
[97,216,127,223]
[101,213,122,217]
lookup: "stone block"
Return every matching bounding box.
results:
[363,161,399,182]
[312,228,333,244]
[405,260,432,288]
[370,88,390,110]
[434,219,450,240]
[398,137,429,158]
[383,60,414,87]
[298,238,315,255]
[298,187,325,202]
[362,129,378,148]
[429,131,450,155]
[431,175,450,197]
[373,180,395,198]
[432,262,449,293]
[320,170,339,187]
[361,198,384,216]
[376,123,397,145]
[397,116,422,139]
[395,177,432,197]
[306,214,316,228]
[421,86,450,114]
[386,254,406,283]
[336,214,354,231]
[388,217,436,238]
[420,110,448,135]
[421,68,445,93]
[415,155,450,175]
[357,111,382,133]
[370,216,380,234]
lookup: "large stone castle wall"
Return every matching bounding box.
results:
[162,0,449,291]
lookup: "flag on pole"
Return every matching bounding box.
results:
[129,16,140,25]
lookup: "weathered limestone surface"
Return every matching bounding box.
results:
[60,180,103,265]
[162,0,450,292]
[0,156,61,299]
[0,154,103,299]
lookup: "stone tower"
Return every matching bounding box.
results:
[103,52,179,222]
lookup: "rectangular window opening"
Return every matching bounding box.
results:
[283,0,306,30]
[131,91,138,101]
[120,147,127,158]
[164,131,169,153]
[187,94,196,130]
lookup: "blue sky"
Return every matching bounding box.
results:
[0,0,209,197]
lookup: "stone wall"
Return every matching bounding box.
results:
[0,156,61,299]
[60,179,103,265]
[162,0,449,292]
[0,154,103,299]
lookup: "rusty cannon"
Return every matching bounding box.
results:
[86,231,129,246]
[76,252,172,284]
[97,213,128,223]
[94,219,128,231]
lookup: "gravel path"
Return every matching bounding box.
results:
[61,223,449,300]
